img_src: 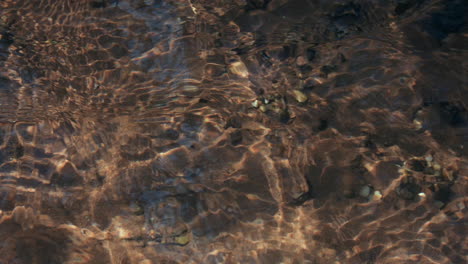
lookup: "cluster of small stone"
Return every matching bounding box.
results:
[397,155,457,208]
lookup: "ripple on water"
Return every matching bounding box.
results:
[0,0,466,263]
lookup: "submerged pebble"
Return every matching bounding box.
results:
[174,232,190,245]
[0,1,464,263]
[359,186,371,197]
[296,56,307,66]
[251,100,259,108]
[425,155,433,167]
[292,90,308,103]
[182,85,199,92]
[413,119,423,129]
[372,191,382,200]
[229,61,249,78]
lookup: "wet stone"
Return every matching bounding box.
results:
[395,0,421,15]
[292,90,308,103]
[359,185,371,198]
[396,179,421,200]
[320,65,338,76]
[433,184,452,205]
[317,119,328,131]
[296,56,307,66]
[372,190,382,201]
[278,44,297,60]
[306,47,316,61]
[0,127,7,146]
[90,0,107,8]
[230,130,243,146]
[407,158,426,172]
[251,100,259,108]
[279,109,291,124]
[225,116,243,129]
[109,44,128,58]
[163,129,180,140]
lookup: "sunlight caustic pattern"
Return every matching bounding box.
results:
[0,0,466,263]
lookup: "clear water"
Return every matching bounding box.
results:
[0,0,466,263]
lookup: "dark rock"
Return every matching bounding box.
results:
[306,47,316,61]
[164,129,180,140]
[90,0,107,8]
[0,31,14,46]
[279,109,291,124]
[299,64,312,73]
[245,0,271,11]
[421,0,466,42]
[397,178,421,200]
[121,149,155,161]
[230,130,243,146]
[407,158,426,172]
[320,65,338,76]
[198,98,209,104]
[278,44,297,60]
[225,116,242,129]
[438,101,466,127]
[433,184,452,205]
[332,2,361,19]
[317,119,328,131]
[394,0,423,16]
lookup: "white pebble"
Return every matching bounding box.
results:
[251,100,259,108]
[413,119,422,129]
[373,191,382,200]
[425,155,433,167]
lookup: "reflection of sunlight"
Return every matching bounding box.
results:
[0,0,466,263]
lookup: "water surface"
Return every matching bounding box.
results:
[0,0,466,263]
